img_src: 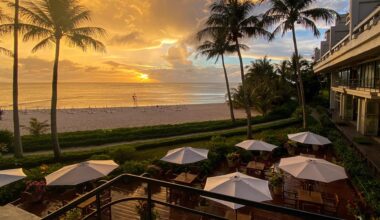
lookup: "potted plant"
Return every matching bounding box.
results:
[346,200,364,220]
[226,152,240,168]
[24,180,47,203]
[269,172,284,195]
[135,200,159,220]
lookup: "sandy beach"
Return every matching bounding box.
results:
[0,103,254,134]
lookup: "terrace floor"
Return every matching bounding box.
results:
[16,158,359,220]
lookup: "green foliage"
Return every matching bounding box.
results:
[109,148,135,164]
[269,172,284,187]
[0,130,13,153]
[292,106,312,119]
[121,161,150,175]
[232,57,293,114]
[21,119,245,152]
[64,208,82,220]
[0,182,25,205]
[22,118,50,136]
[89,154,111,160]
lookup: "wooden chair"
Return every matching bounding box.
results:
[282,190,298,209]
[322,193,340,216]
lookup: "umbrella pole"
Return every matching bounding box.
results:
[235,209,237,220]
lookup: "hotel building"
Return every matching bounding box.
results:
[313,0,380,136]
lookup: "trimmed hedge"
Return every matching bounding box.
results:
[15,101,297,153]
[0,118,300,170]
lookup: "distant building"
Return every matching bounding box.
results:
[313,0,380,136]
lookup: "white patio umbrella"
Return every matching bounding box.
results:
[160,147,208,165]
[45,160,119,186]
[278,156,347,183]
[203,172,272,210]
[0,168,27,187]
[288,131,331,146]
[236,140,278,152]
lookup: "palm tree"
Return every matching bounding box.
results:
[20,0,106,159]
[0,1,23,158]
[265,0,338,128]
[198,0,271,138]
[196,32,248,123]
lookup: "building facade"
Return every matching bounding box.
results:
[313,0,380,136]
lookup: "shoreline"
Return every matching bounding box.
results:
[0,103,253,134]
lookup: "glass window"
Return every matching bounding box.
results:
[375,61,380,89]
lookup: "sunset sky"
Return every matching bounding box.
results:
[0,0,349,84]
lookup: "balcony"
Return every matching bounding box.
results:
[331,79,380,98]
[314,7,380,73]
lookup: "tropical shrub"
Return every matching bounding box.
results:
[22,118,49,136]
[121,161,149,175]
[0,130,13,152]
[109,148,135,164]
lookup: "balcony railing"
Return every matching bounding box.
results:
[315,6,380,65]
[42,173,342,220]
[332,79,380,92]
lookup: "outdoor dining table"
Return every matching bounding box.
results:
[173,172,198,185]
[77,196,96,214]
[247,161,265,176]
[297,189,323,206]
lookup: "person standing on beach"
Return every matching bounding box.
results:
[132,93,138,107]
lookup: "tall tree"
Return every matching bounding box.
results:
[198,0,270,138]
[20,0,106,159]
[265,0,338,128]
[196,32,248,123]
[0,0,23,158]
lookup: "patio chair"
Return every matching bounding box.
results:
[282,190,298,209]
[322,193,340,216]
[164,169,177,180]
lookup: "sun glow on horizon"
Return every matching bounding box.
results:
[138,73,150,81]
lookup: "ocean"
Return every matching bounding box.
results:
[0,82,236,109]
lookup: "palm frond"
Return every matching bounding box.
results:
[22,24,52,41]
[31,36,55,53]
[66,33,106,53]
[70,27,107,38]
[0,46,13,57]
[298,16,320,37]
[18,1,53,28]
[301,8,339,24]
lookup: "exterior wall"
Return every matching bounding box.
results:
[350,0,380,35]
[330,14,349,47]
[314,48,321,61]
[320,41,329,57]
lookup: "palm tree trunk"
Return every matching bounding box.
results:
[51,38,61,159]
[235,39,252,138]
[295,80,301,104]
[291,26,307,129]
[221,54,235,123]
[13,0,22,158]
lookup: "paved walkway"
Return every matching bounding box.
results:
[3,118,298,158]
[329,112,380,176]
